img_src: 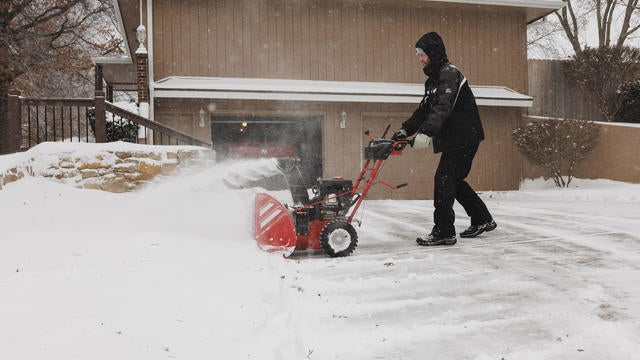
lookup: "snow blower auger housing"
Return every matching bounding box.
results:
[254,125,410,257]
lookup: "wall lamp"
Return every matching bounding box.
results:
[136,25,147,53]
[198,107,206,128]
[340,110,347,129]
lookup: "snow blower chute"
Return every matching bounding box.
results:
[253,125,412,257]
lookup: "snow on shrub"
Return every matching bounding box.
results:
[615,80,640,123]
[512,119,600,188]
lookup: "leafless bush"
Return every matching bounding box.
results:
[512,119,600,187]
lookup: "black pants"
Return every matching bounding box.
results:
[432,143,492,237]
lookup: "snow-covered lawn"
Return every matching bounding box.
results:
[1,155,639,360]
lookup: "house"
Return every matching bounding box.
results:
[98,0,565,199]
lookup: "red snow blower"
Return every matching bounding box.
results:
[253,125,411,257]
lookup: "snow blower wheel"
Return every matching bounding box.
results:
[320,220,358,257]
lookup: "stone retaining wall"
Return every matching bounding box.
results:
[0,143,215,193]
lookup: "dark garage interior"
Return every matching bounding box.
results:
[211,115,323,186]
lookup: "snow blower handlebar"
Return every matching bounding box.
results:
[363,127,412,158]
[365,124,419,150]
[344,126,411,222]
[294,125,409,213]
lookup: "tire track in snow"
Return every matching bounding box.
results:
[489,203,640,267]
[491,204,639,237]
[351,204,638,267]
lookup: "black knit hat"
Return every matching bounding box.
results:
[416,32,448,65]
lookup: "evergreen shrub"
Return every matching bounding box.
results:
[615,80,640,123]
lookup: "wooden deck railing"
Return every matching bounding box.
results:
[4,90,211,153]
[104,102,211,147]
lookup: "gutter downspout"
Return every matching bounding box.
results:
[147,0,155,122]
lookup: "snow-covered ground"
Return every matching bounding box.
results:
[1,153,639,360]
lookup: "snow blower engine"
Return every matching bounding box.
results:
[253,125,412,257]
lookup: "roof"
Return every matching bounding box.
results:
[91,0,135,89]
[426,0,563,7]
[154,77,533,107]
[423,0,565,23]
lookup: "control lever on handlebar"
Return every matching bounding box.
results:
[381,124,391,139]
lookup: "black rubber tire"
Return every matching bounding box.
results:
[320,220,358,257]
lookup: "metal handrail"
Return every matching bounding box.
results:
[21,97,95,107]
[13,95,212,150]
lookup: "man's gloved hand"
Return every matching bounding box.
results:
[411,133,430,149]
[391,129,407,140]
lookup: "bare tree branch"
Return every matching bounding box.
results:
[616,0,640,47]
[1,0,123,97]
[555,1,584,56]
[535,0,640,56]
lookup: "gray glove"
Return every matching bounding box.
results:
[411,133,430,149]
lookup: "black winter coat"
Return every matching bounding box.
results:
[402,63,484,153]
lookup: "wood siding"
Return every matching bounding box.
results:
[152,0,528,93]
[151,0,533,199]
[527,59,602,121]
[155,97,525,199]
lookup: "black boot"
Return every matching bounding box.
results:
[460,220,497,238]
[416,232,457,246]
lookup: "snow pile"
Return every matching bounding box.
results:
[480,177,640,203]
[0,158,305,359]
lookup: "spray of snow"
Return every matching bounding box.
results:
[0,156,304,360]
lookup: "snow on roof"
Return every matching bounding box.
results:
[154,77,533,107]
[425,0,564,8]
[423,0,565,23]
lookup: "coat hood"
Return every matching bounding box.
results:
[416,32,449,77]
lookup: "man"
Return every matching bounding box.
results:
[392,32,496,246]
